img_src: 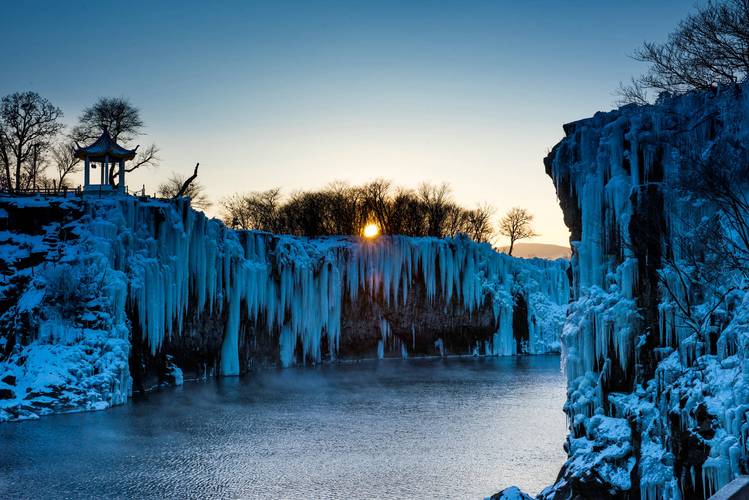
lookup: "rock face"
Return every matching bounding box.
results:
[542,84,749,499]
[0,196,569,421]
[490,486,535,500]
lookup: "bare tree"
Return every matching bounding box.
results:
[173,163,200,198]
[362,179,393,234]
[322,181,365,235]
[679,138,749,277]
[36,176,57,191]
[499,207,538,256]
[73,97,159,186]
[221,188,283,231]
[20,143,48,191]
[441,204,466,238]
[653,132,749,359]
[657,218,737,358]
[51,142,81,191]
[621,0,749,102]
[614,78,650,106]
[157,163,211,210]
[219,179,496,242]
[0,126,11,191]
[418,182,453,237]
[464,204,496,243]
[279,190,329,236]
[72,97,144,143]
[127,143,160,169]
[220,194,251,230]
[0,92,63,192]
[388,188,426,236]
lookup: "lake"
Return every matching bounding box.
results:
[0,355,566,499]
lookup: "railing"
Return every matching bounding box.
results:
[0,185,174,203]
[0,186,83,197]
[710,477,749,499]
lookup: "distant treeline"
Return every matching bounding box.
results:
[220,180,495,242]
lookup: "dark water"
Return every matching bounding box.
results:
[0,356,566,499]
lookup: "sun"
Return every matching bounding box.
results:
[363,223,380,238]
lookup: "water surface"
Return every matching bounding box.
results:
[1,356,566,499]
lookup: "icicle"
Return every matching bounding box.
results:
[435,338,445,357]
[104,199,569,371]
[378,319,390,359]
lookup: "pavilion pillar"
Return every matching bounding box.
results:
[119,159,125,192]
[75,129,137,194]
[84,157,90,187]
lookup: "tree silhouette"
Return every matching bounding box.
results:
[157,164,211,210]
[72,97,143,144]
[220,180,498,241]
[618,0,749,104]
[0,92,63,192]
[73,97,159,186]
[51,141,81,190]
[499,207,538,256]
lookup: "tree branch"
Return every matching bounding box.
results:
[175,163,199,198]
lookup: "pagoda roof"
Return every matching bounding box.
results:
[74,128,138,161]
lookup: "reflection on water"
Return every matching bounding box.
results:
[0,356,566,499]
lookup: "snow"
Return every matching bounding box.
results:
[113,198,569,371]
[544,82,749,497]
[17,288,45,312]
[488,486,534,500]
[0,195,570,421]
[0,330,130,420]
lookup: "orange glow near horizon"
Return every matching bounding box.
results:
[363,223,380,238]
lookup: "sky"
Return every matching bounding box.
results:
[0,0,695,246]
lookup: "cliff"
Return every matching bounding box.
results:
[0,196,569,421]
[542,84,749,499]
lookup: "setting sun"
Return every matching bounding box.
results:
[363,223,380,238]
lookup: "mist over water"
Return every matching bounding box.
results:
[1,356,566,499]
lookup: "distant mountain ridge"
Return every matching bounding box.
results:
[498,243,571,260]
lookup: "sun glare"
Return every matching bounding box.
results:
[363,223,380,238]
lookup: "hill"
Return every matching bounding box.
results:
[499,243,571,260]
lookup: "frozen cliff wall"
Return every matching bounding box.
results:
[542,84,749,499]
[0,196,569,421]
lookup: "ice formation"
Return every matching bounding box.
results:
[0,196,569,421]
[540,83,749,499]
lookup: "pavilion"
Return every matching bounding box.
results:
[74,128,137,193]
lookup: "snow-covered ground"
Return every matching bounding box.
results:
[0,196,569,421]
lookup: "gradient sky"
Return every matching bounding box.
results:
[1,0,694,246]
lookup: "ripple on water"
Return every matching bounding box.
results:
[0,356,566,499]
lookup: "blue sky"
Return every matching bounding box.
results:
[1,0,694,245]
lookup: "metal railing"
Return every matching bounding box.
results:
[0,186,83,197]
[0,185,176,203]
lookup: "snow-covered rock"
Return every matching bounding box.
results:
[489,486,535,500]
[543,83,749,499]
